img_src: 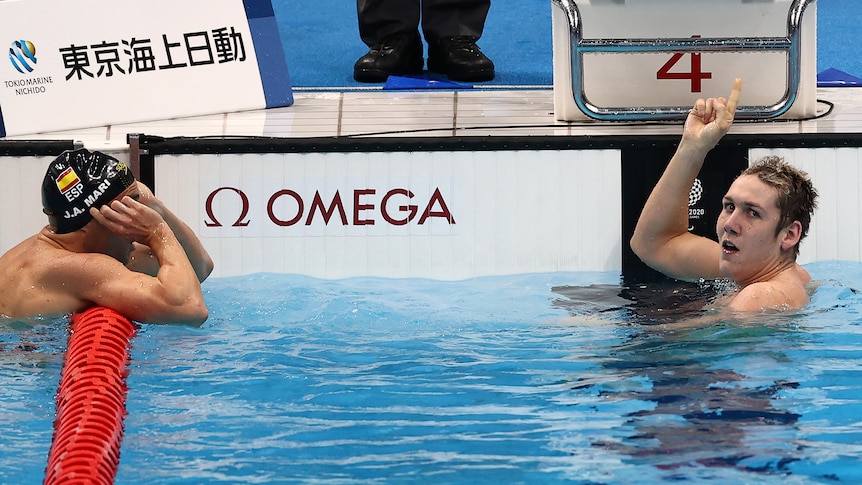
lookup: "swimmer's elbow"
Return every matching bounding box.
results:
[629,219,654,254]
[629,233,656,263]
[629,234,644,258]
[198,256,215,283]
[143,296,209,326]
[176,297,209,327]
[185,312,208,327]
[193,301,209,325]
[629,234,682,280]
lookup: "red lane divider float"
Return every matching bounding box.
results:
[44,307,137,485]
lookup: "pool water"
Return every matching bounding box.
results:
[2,261,862,484]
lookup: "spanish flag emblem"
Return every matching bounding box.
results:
[55,167,80,194]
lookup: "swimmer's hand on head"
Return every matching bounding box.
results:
[89,193,169,247]
[85,188,208,325]
[109,182,214,281]
[88,181,213,283]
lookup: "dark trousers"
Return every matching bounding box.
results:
[357,0,491,46]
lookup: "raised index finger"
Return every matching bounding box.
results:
[726,78,742,116]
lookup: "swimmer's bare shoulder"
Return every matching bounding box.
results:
[0,236,38,315]
[35,246,141,306]
[729,265,811,311]
[0,233,128,318]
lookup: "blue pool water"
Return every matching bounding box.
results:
[2,261,862,484]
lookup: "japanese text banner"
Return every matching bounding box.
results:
[0,0,292,137]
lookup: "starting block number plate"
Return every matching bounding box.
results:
[552,0,817,120]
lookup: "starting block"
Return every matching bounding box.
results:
[551,0,818,121]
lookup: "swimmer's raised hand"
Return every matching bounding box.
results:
[90,195,169,246]
[681,78,742,153]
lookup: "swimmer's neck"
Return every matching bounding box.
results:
[731,260,808,289]
[37,225,103,253]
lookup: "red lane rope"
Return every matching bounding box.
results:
[44,307,137,485]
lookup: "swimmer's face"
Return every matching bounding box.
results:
[716,175,788,284]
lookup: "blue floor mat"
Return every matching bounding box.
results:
[275,0,860,89]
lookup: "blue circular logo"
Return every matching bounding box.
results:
[9,39,37,74]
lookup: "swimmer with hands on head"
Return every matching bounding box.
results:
[630,78,818,311]
[0,149,213,325]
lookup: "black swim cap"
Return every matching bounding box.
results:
[42,148,136,234]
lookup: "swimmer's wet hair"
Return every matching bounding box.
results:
[42,149,136,234]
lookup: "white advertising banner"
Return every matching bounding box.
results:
[154,150,624,279]
[0,0,292,137]
[5,146,862,277]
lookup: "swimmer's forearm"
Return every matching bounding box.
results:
[634,81,738,251]
[147,198,213,282]
[631,143,707,255]
[145,224,208,323]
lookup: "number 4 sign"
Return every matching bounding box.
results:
[656,36,713,93]
[551,0,818,121]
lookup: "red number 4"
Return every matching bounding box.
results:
[656,36,712,93]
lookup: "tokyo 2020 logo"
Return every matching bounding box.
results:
[688,178,703,207]
[9,40,37,74]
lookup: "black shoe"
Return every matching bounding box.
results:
[353,32,424,83]
[427,36,495,82]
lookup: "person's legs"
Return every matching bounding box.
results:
[422,0,494,82]
[357,0,421,46]
[354,0,424,82]
[420,0,490,41]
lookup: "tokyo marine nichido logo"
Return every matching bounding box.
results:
[9,40,37,73]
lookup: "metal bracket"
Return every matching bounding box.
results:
[551,0,816,120]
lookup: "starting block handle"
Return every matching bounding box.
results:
[552,0,816,121]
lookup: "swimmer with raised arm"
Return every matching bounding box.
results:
[0,149,213,325]
[630,79,818,311]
